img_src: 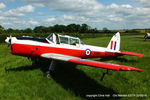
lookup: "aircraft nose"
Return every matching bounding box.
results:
[5,37,10,44]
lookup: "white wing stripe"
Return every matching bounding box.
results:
[41,53,80,61]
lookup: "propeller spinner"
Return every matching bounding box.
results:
[5,35,12,47]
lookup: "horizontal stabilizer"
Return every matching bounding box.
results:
[117,51,144,58]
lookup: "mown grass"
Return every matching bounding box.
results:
[0,35,149,100]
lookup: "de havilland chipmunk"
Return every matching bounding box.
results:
[5,32,144,80]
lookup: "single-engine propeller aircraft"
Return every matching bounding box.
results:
[144,32,150,40]
[5,32,144,80]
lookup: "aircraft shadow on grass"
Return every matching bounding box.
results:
[5,60,121,100]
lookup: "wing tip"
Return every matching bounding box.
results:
[119,67,143,72]
[131,68,144,72]
[136,69,144,72]
[137,54,144,58]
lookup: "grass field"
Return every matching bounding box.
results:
[0,35,149,100]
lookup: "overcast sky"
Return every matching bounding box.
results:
[0,0,150,30]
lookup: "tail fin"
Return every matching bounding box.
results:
[107,32,120,51]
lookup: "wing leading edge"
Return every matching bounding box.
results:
[41,53,143,72]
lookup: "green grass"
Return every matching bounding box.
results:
[0,35,150,100]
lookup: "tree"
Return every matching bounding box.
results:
[0,25,4,30]
[52,24,66,33]
[89,28,99,33]
[75,24,81,33]
[66,24,77,33]
[33,26,47,33]
[6,28,14,33]
[0,25,4,34]
[80,24,89,33]
[23,28,33,33]
[102,27,110,33]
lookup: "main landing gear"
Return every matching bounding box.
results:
[44,60,56,78]
[100,69,109,81]
[31,58,39,66]
[30,58,56,78]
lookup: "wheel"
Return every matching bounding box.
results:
[44,71,51,78]
[46,73,51,78]
[44,70,55,78]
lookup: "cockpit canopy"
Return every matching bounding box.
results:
[46,33,84,45]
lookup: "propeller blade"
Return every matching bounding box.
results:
[8,35,12,47]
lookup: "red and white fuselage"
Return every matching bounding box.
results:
[6,35,120,59]
[5,32,144,72]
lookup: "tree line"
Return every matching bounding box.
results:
[1,23,143,35]
[0,24,101,34]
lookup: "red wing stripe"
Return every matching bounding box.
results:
[68,59,143,72]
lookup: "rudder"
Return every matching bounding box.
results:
[107,32,120,51]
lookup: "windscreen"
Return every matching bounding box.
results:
[59,36,69,44]
[46,34,53,42]
[70,38,79,45]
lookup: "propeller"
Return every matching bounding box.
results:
[8,35,12,47]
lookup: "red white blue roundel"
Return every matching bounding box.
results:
[85,49,91,56]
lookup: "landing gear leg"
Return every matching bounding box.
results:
[44,60,56,78]
[31,58,39,66]
[100,69,109,81]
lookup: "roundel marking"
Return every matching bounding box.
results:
[85,49,91,56]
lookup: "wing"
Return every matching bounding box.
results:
[117,51,144,58]
[41,53,143,72]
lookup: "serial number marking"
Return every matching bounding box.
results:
[94,52,101,56]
